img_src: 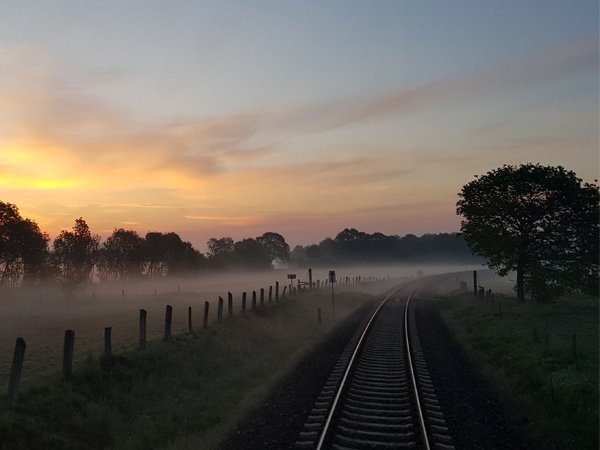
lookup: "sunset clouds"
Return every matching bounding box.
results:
[0,1,597,248]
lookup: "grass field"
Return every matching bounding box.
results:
[435,288,599,450]
[0,279,399,450]
[0,267,411,386]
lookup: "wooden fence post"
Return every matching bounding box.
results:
[7,338,25,408]
[218,297,223,322]
[252,291,257,310]
[164,305,173,340]
[228,292,233,318]
[242,292,247,313]
[260,288,265,307]
[104,327,112,357]
[139,309,147,350]
[63,329,75,381]
[269,285,273,303]
[275,282,279,301]
[282,286,287,298]
[188,306,193,333]
[473,270,478,296]
[203,301,209,329]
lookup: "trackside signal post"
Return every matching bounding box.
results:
[329,270,336,321]
[287,273,296,295]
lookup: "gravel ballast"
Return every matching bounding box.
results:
[222,289,534,450]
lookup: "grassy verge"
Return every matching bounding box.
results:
[0,288,380,450]
[435,292,599,450]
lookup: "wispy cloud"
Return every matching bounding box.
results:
[267,35,598,132]
[0,46,267,187]
[2,35,594,188]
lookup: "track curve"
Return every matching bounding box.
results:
[295,281,454,450]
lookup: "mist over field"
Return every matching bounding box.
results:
[0,263,482,383]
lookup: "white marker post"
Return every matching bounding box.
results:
[329,270,336,321]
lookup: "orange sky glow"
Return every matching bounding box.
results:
[1,3,597,250]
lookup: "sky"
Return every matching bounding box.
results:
[0,0,598,251]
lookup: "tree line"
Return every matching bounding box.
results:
[3,163,595,301]
[0,201,478,290]
[290,229,479,266]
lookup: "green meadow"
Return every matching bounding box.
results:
[436,292,599,450]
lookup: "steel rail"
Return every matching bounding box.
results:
[405,286,431,450]
[314,284,406,450]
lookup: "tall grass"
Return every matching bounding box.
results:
[437,292,599,450]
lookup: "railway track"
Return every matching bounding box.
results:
[295,283,454,450]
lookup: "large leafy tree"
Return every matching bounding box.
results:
[52,218,100,287]
[457,164,599,302]
[0,202,49,287]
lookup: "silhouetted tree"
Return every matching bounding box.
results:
[145,232,204,276]
[207,237,235,268]
[290,245,306,265]
[457,164,599,302]
[367,232,394,261]
[256,232,290,263]
[52,218,100,288]
[99,228,146,280]
[233,238,272,268]
[0,202,49,287]
[145,232,168,277]
[317,238,339,264]
[304,244,321,261]
[397,234,419,260]
[167,238,205,274]
[335,228,369,261]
